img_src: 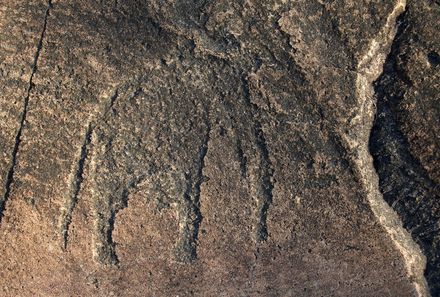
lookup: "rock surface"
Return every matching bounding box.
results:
[0,0,438,296]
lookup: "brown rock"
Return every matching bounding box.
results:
[0,0,438,296]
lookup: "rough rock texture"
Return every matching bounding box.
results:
[0,0,438,296]
[370,1,440,295]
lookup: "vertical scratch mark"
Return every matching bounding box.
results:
[253,121,274,242]
[241,75,274,242]
[94,197,120,266]
[236,137,247,179]
[59,87,119,250]
[59,124,93,249]
[175,112,211,263]
[0,0,52,223]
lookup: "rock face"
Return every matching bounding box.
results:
[0,0,438,296]
[370,1,440,294]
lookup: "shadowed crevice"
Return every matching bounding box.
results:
[369,11,440,297]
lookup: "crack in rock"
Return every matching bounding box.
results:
[0,0,52,224]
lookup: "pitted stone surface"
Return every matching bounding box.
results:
[0,0,438,296]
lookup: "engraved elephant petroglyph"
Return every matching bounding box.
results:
[59,61,274,265]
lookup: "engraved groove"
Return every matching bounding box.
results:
[59,89,120,249]
[90,86,145,265]
[59,124,93,249]
[175,110,211,263]
[241,75,274,242]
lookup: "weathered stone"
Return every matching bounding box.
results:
[0,0,438,296]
